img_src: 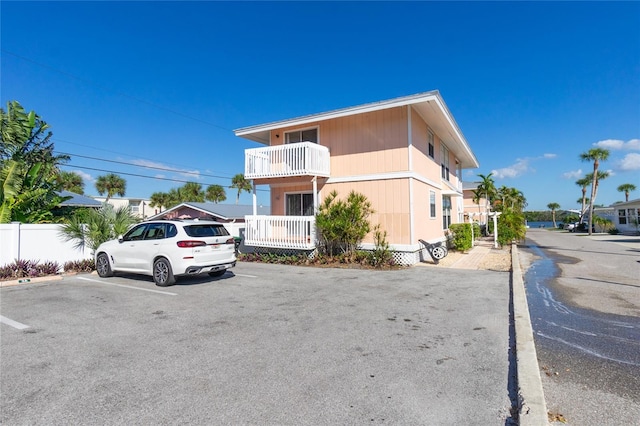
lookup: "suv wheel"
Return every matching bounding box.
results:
[153,258,175,286]
[96,253,114,277]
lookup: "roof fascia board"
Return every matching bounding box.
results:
[234,91,440,137]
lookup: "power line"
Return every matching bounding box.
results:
[56,150,237,181]
[62,164,269,192]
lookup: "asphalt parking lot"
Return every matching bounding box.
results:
[1,263,514,425]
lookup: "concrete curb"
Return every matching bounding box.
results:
[512,243,549,425]
[0,274,64,288]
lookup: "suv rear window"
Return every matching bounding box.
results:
[183,224,230,237]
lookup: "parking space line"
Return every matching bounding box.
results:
[235,274,257,278]
[77,276,178,295]
[0,315,30,330]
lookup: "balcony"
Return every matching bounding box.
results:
[244,215,316,250]
[245,142,330,180]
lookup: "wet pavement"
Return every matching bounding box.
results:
[520,229,640,425]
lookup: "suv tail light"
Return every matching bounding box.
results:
[177,241,206,248]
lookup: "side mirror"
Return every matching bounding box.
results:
[118,235,124,243]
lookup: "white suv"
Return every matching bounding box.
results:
[95,219,236,286]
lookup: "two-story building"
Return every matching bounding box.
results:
[234,91,480,264]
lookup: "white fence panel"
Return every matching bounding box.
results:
[0,223,91,269]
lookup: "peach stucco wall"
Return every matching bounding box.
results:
[262,104,468,246]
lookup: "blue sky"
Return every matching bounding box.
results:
[2,1,639,211]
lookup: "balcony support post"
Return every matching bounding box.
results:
[252,181,257,215]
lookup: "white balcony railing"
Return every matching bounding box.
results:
[245,142,330,179]
[244,215,316,250]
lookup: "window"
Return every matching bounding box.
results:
[286,193,314,216]
[441,144,450,181]
[285,128,318,144]
[618,209,627,225]
[429,191,436,218]
[442,196,452,229]
[184,224,230,237]
[123,224,148,241]
[428,130,435,159]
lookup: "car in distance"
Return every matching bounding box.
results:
[94,219,236,286]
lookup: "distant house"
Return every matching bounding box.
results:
[462,182,489,226]
[148,202,270,239]
[92,197,157,219]
[610,199,640,234]
[234,91,480,264]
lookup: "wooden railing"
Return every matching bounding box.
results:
[244,215,316,250]
[245,142,330,179]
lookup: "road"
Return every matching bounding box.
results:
[520,229,640,425]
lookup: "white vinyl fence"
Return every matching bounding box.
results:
[0,222,250,270]
[0,223,92,269]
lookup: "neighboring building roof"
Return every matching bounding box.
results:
[58,191,103,208]
[234,90,480,169]
[148,203,270,221]
[462,181,481,191]
[610,198,640,208]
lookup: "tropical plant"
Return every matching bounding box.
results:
[617,183,637,202]
[0,100,69,167]
[56,170,85,194]
[95,173,126,202]
[230,173,251,204]
[547,202,560,228]
[580,148,610,235]
[58,204,139,253]
[0,159,67,223]
[0,101,70,223]
[593,215,614,233]
[316,190,374,257]
[206,184,227,203]
[496,186,527,212]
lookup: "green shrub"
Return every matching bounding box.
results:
[316,190,373,257]
[369,225,393,268]
[497,211,526,246]
[448,223,473,252]
[472,222,481,240]
[608,228,620,235]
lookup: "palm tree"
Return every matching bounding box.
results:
[206,184,227,203]
[580,148,610,235]
[59,204,138,253]
[179,182,205,202]
[547,202,560,228]
[95,173,126,203]
[230,173,252,204]
[56,170,84,194]
[575,176,591,224]
[473,173,496,217]
[149,191,170,212]
[617,183,637,202]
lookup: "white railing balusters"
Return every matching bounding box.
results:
[244,215,316,250]
[245,142,330,179]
